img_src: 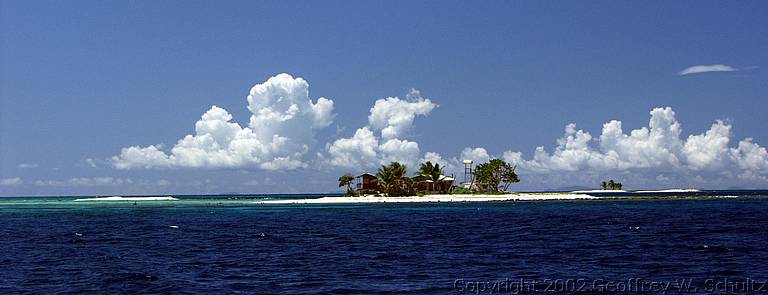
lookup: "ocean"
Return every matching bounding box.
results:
[1,192,767,294]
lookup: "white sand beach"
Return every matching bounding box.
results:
[73,196,178,201]
[634,189,701,193]
[254,193,596,204]
[571,189,627,193]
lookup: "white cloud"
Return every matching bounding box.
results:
[0,177,23,186]
[325,127,380,168]
[678,64,737,76]
[460,147,491,165]
[420,151,453,171]
[35,177,132,187]
[368,89,437,140]
[85,158,98,168]
[683,120,730,170]
[17,163,38,169]
[112,73,334,170]
[569,107,686,171]
[326,103,768,187]
[379,138,421,168]
[490,107,768,186]
[730,138,768,172]
[113,145,173,169]
[737,170,768,183]
[105,72,767,189]
[325,89,437,170]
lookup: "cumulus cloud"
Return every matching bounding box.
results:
[112,73,335,170]
[678,64,737,76]
[730,138,768,172]
[106,72,766,188]
[325,89,437,170]
[379,138,422,167]
[326,127,380,168]
[368,89,437,140]
[492,107,768,185]
[0,177,23,186]
[35,177,132,187]
[683,120,731,170]
[420,151,452,170]
[460,147,491,165]
[325,103,768,187]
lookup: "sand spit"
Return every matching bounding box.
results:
[634,189,701,193]
[254,193,595,204]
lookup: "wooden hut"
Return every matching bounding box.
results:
[412,174,455,194]
[411,175,435,192]
[355,173,378,193]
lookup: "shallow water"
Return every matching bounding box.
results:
[1,198,767,294]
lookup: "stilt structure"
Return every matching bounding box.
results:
[461,160,475,189]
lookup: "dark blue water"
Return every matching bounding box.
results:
[2,198,767,294]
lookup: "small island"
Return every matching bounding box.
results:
[255,161,718,205]
[341,159,521,197]
[257,159,595,204]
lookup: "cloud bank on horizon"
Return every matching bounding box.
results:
[111,73,768,186]
[501,108,767,181]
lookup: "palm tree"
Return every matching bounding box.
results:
[338,174,355,196]
[600,181,608,190]
[377,162,411,196]
[418,161,443,192]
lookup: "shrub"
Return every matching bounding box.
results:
[451,187,474,194]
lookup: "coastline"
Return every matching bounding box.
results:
[254,193,595,204]
[73,196,179,201]
[0,190,761,208]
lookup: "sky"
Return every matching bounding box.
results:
[1,0,767,196]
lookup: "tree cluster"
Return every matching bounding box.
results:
[339,158,523,196]
[600,180,623,190]
[474,159,520,193]
[376,162,415,197]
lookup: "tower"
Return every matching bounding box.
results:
[463,159,474,183]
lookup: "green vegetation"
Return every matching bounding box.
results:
[338,158,523,196]
[451,186,474,194]
[376,162,415,197]
[600,180,623,190]
[474,159,520,193]
[417,161,444,192]
[338,174,356,196]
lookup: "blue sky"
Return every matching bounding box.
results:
[1,1,767,196]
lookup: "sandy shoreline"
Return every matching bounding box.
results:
[73,196,178,201]
[254,193,595,204]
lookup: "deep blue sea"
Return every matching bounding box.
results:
[1,193,768,294]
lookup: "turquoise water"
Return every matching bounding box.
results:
[0,193,341,208]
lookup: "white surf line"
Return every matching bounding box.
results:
[73,196,178,201]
